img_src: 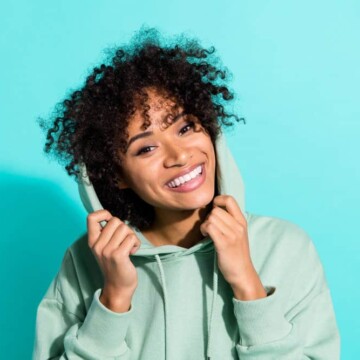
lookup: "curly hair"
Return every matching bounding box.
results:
[40,28,244,230]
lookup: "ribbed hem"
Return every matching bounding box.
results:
[232,286,292,346]
[77,288,134,356]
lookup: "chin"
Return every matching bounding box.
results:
[186,190,214,210]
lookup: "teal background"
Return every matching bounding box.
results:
[0,0,358,358]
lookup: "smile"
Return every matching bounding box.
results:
[165,164,206,192]
[167,164,202,188]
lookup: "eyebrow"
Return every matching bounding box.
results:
[126,112,186,150]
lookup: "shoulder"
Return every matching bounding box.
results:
[247,212,309,237]
[57,233,95,276]
[67,233,94,263]
[246,212,314,254]
[49,233,103,312]
[245,212,325,287]
[65,232,102,285]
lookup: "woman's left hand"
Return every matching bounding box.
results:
[200,195,267,300]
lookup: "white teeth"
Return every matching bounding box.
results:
[167,165,202,188]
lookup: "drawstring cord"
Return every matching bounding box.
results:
[207,250,218,359]
[155,255,169,360]
[154,250,218,360]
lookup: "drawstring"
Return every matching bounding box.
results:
[154,251,218,360]
[207,251,218,360]
[155,255,169,360]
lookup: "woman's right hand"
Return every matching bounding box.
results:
[87,210,141,312]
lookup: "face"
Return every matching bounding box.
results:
[117,89,217,214]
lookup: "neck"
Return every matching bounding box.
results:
[142,202,213,248]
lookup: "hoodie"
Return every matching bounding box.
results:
[33,132,340,360]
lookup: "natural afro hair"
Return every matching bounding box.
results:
[40,27,244,230]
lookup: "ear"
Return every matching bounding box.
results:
[117,177,130,190]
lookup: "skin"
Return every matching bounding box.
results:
[88,88,266,313]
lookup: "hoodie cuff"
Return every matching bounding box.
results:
[77,288,133,356]
[232,286,292,346]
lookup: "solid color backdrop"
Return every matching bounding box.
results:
[0,0,359,358]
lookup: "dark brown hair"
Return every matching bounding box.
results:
[40,28,243,230]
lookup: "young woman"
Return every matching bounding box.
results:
[33,30,340,359]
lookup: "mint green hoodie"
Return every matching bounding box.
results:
[33,132,340,359]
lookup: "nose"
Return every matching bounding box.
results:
[163,141,192,168]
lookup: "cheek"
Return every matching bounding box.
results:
[203,139,216,163]
[129,172,148,189]
[127,166,159,195]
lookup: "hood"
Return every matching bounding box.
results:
[77,131,247,359]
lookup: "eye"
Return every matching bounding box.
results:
[179,121,195,135]
[136,146,156,155]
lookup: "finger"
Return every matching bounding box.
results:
[213,195,246,226]
[87,210,113,246]
[210,206,239,230]
[102,223,133,255]
[113,233,141,257]
[92,217,123,252]
[208,210,248,248]
[201,221,227,249]
[205,209,233,237]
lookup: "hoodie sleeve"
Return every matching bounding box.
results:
[232,228,340,359]
[32,251,134,360]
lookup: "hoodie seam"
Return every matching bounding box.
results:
[48,290,84,322]
[53,249,86,321]
[54,283,84,320]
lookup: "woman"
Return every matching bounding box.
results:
[33,29,340,359]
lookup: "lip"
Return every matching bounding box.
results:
[165,163,204,185]
[165,164,206,192]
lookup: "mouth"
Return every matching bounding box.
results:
[165,163,206,192]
